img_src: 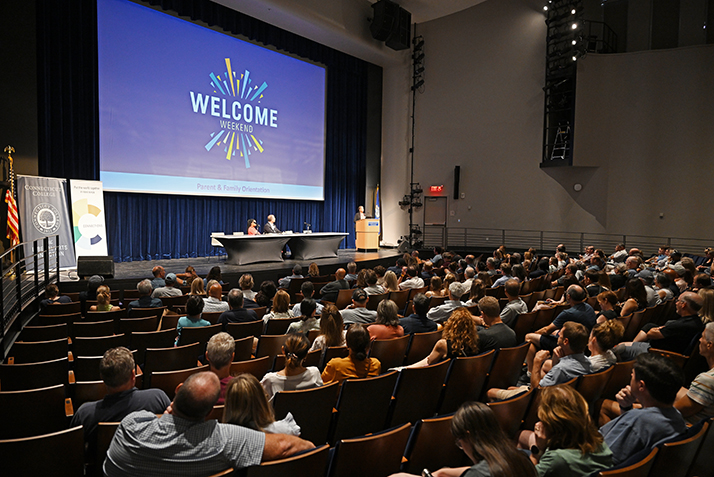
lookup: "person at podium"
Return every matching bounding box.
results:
[263,214,280,234]
[353,205,366,222]
[247,218,259,235]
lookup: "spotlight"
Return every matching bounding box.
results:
[572,39,577,45]
[414,66,425,75]
[411,79,424,90]
[571,22,578,30]
[571,8,576,14]
[543,5,549,11]
[412,52,424,62]
[572,55,578,61]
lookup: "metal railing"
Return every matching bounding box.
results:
[1,235,60,337]
[423,226,711,257]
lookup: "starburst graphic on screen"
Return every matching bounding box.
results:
[203,58,268,168]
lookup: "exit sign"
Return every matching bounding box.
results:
[429,185,444,193]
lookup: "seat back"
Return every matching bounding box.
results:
[71,319,116,339]
[389,359,451,427]
[6,338,69,364]
[369,335,411,370]
[330,371,399,444]
[388,289,410,312]
[119,315,160,334]
[72,380,108,408]
[601,360,636,401]
[225,320,264,340]
[159,294,189,311]
[85,308,127,322]
[328,422,411,477]
[322,346,349,369]
[230,356,272,381]
[264,317,301,335]
[482,342,530,396]
[576,366,615,412]
[130,328,177,365]
[143,342,202,387]
[233,335,255,362]
[178,323,222,349]
[598,447,658,477]
[273,381,340,445]
[0,425,85,477]
[366,292,388,311]
[0,384,70,438]
[18,323,68,342]
[428,295,447,308]
[513,311,537,343]
[95,422,120,476]
[41,301,81,315]
[404,330,442,366]
[487,386,534,439]
[687,418,714,477]
[650,422,709,477]
[0,357,71,391]
[531,307,557,332]
[36,312,81,326]
[127,306,166,319]
[334,288,355,310]
[255,334,289,363]
[648,348,688,368]
[439,350,495,415]
[245,444,330,477]
[150,365,209,399]
[201,312,223,325]
[401,415,469,474]
[407,286,429,302]
[73,334,129,357]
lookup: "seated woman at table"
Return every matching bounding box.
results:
[247,218,260,235]
[321,324,381,384]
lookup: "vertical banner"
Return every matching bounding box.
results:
[17,175,77,269]
[374,184,382,241]
[69,180,108,258]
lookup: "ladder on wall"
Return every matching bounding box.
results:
[550,123,570,161]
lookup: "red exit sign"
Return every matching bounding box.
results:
[429,185,444,193]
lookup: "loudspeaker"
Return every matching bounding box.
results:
[77,255,115,278]
[370,0,400,41]
[453,166,461,200]
[385,7,411,51]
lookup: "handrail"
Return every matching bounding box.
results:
[1,234,60,337]
[423,226,710,256]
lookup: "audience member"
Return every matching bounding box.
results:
[127,279,162,312]
[425,276,444,298]
[89,285,120,312]
[287,298,319,334]
[698,288,714,324]
[71,347,170,453]
[151,273,183,298]
[599,353,686,465]
[398,265,425,290]
[278,265,303,289]
[261,334,323,401]
[319,268,349,303]
[383,270,400,292]
[205,332,235,404]
[492,263,513,288]
[427,281,468,323]
[177,295,210,345]
[150,266,166,289]
[344,261,358,282]
[79,275,104,315]
[620,278,649,316]
[588,320,624,372]
[219,289,259,329]
[309,304,346,352]
[674,322,714,424]
[400,293,437,334]
[203,282,229,313]
[190,278,205,296]
[203,266,224,289]
[322,324,381,384]
[263,289,294,322]
[176,265,199,286]
[595,290,620,323]
[500,279,528,328]
[340,288,377,325]
[476,296,517,352]
[291,281,324,316]
[40,283,71,310]
[307,262,320,277]
[463,279,487,307]
[368,299,404,340]
[635,269,661,307]
[410,308,479,368]
[363,269,386,295]
[238,273,256,301]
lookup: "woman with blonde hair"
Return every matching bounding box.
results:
[410,307,479,367]
[223,374,300,435]
[307,262,320,277]
[588,320,624,372]
[309,304,345,352]
[189,278,205,296]
[477,271,493,288]
[261,334,322,400]
[527,385,612,476]
[464,279,486,307]
[698,287,714,324]
[383,270,399,292]
[89,285,119,312]
[442,273,457,295]
[238,273,256,301]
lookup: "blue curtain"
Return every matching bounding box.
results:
[37,0,368,261]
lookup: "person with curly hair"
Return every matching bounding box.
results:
[409,307,479,368]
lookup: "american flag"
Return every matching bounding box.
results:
[5,188,19,246]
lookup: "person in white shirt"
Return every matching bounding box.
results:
[398,266,425,290]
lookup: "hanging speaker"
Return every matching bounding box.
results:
[385,6,411,51]
[453,166,461,200]
[370,0,400,41]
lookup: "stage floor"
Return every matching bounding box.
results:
[59,248,402,293]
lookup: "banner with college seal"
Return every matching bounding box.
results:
[69,179,108,257]
[17,175,76,269]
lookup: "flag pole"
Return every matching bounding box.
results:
[4,145,18,265]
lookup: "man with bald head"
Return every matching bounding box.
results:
[151,266,166,289]
[615,291,705,360]
[203,283,229,313]
[319,268,349,303]
[105,372,313,476]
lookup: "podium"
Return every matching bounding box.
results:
[355,219,380,252]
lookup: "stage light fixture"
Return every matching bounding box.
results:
[572,39,577,45]
[412,52,424,62]
[544,5,549,11]
[411,79,424,90]
[571,22,578,30]
[414,66,425,75]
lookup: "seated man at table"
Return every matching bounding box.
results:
[104,372,314,476]
[127,279,163,312]
[263,214,281,234]
[219,289,259,328]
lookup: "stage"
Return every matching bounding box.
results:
[58,248,402,294]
